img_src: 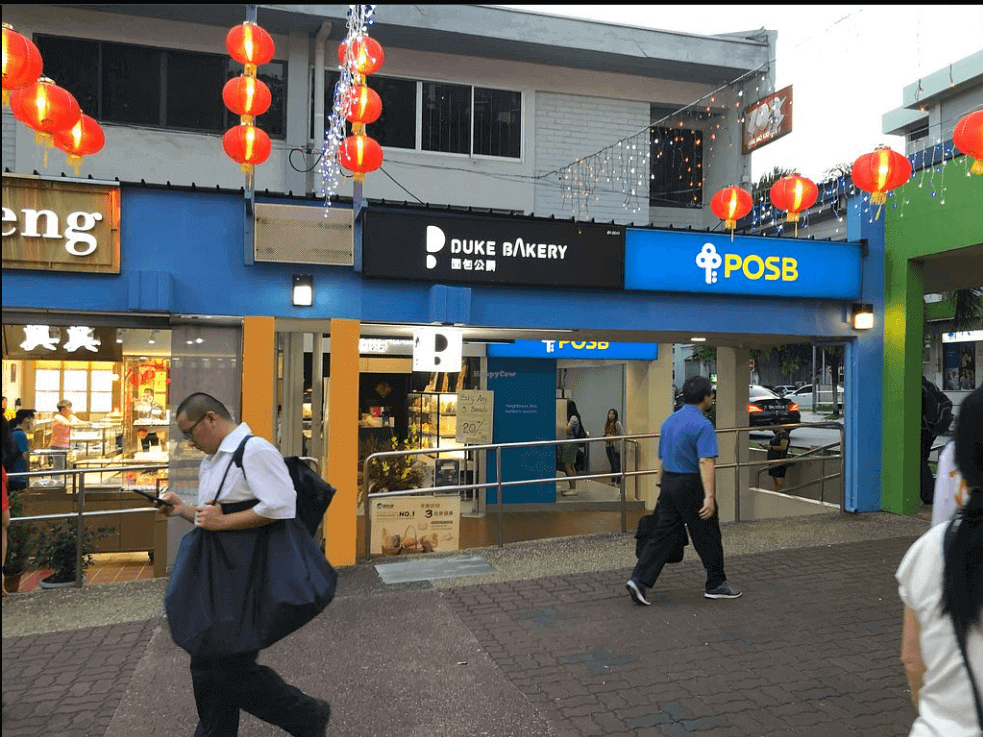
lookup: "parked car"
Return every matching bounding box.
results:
[784,384,844,410]
[748,385,801,428]
[771,384,799,397]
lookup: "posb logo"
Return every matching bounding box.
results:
[696,243,798,285]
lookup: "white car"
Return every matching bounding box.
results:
[785,384,844,410]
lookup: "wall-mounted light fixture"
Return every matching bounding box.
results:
[852,303,874,330]
[292,274,313,307]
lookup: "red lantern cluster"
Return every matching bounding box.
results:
[851,146,911,215]
[953,110,983,176]
[710,186,752,240]
[223,21,275,175]
[5,25,105,171]
[338,34,386,180]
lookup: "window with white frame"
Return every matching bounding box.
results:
[324,74,521,159]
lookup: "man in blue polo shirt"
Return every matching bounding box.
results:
[627,375,742,606]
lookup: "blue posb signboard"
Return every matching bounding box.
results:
[625,230,861,299]
[488,340,658,360]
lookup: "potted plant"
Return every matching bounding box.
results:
[31,517,110,589]
[3,489,32,593]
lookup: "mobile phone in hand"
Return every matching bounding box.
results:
[131,488,174,507]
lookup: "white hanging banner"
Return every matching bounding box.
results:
[412,326,463,372]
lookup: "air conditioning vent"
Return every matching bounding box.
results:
[254,203,353,266]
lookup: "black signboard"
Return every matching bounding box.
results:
[361,209,624,288]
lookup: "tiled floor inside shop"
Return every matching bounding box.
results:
[9,552,155,593]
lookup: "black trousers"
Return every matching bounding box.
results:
[190,650,319,737]
[631,471,726,591]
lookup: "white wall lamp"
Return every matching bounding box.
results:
[292,274,314,307]
[852,303,874,330]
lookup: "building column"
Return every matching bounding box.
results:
[625,346,673,507]
[241,316,275,440]
[326,318,359,565]
[715,347,750,523]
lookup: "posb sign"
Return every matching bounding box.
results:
[626,229,861,300]
[2,175,120,274]
[696,243,798,285]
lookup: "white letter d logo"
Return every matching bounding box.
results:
[426,226,445,269]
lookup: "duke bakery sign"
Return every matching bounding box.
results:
[2,174,121,274]
[362,209,624,288]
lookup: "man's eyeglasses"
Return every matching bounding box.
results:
[182,412,209,441]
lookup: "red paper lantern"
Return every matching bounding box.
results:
[222,75,272,119]
[54,113,105,174]
[2,24,43,105]
[10,77,82,156]
[226,22,275,68]
[710,186,752,234]
[345,85,382,124]
[769,174,818,224]
[339,133,383,176]
[337,36,385,76]
[223,124,272,171]
[953,110,983,175]
[851,146,911,206]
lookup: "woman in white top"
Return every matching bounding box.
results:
[896,385,983,736]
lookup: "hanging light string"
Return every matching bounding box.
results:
[320,4,376,204]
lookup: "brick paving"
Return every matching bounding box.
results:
[2,535,923,736]
[442,536,920,737]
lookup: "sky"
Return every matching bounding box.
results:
[497,5,983,182]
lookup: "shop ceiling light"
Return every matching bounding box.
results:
[292,274,314,307]
[852,303,874,330]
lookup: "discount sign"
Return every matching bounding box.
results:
[456,389,493,444]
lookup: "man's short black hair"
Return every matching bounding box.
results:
[12,409,36,428]
[682,376,713,405]
[176,393,233,422]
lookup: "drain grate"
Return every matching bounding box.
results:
[375,555,496,584]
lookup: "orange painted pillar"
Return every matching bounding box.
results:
[326,318,359,566]
[241,316,275,441]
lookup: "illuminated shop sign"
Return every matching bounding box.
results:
[624,229,861,299]
[2,175,121,274]
[488,340,658,360]
[3,324,123,361]
[362,208,624,288]
[742,85,793,154]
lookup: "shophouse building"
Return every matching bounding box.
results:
[3,5,887,568]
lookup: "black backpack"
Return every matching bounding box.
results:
[232,435,336,538]
[922,377,954,438]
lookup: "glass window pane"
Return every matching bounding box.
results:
[422,82,470,154]
[91,393,113,413]
[167,50,226,131]
[63,370,88,392]
[103,42,161,125]
[36,391,60,413]
[371,76,416,150]
[64,391,88,413]
[35,35,100,115]
[473,88,521,158]
[256,60,286,139]
[91,371,114,392]
[36,369,61,391]
[649,127,703,207]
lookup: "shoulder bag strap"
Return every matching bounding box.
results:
[212,435,252,503]
[944,520,983,730]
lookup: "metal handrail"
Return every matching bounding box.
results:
[6,463,168,589]
[361,422,844,560]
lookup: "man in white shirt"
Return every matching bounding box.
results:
[163,392,331,737]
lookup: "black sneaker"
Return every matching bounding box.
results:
[704,582,742,599]
[626,579,651,606]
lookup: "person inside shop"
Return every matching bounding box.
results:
[896,385,983,736]
[2,396,15,422]
[9,410,35,491]
[50,399,84,450]
[136,387,164,419]
[559,400,584,496]
[766,428,791,491]
[604,408,625,486]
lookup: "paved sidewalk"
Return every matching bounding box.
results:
[2,512,928,736]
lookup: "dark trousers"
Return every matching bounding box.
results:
[605,445,621,475]
[631,471,726,591]
[190,650,319,737]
